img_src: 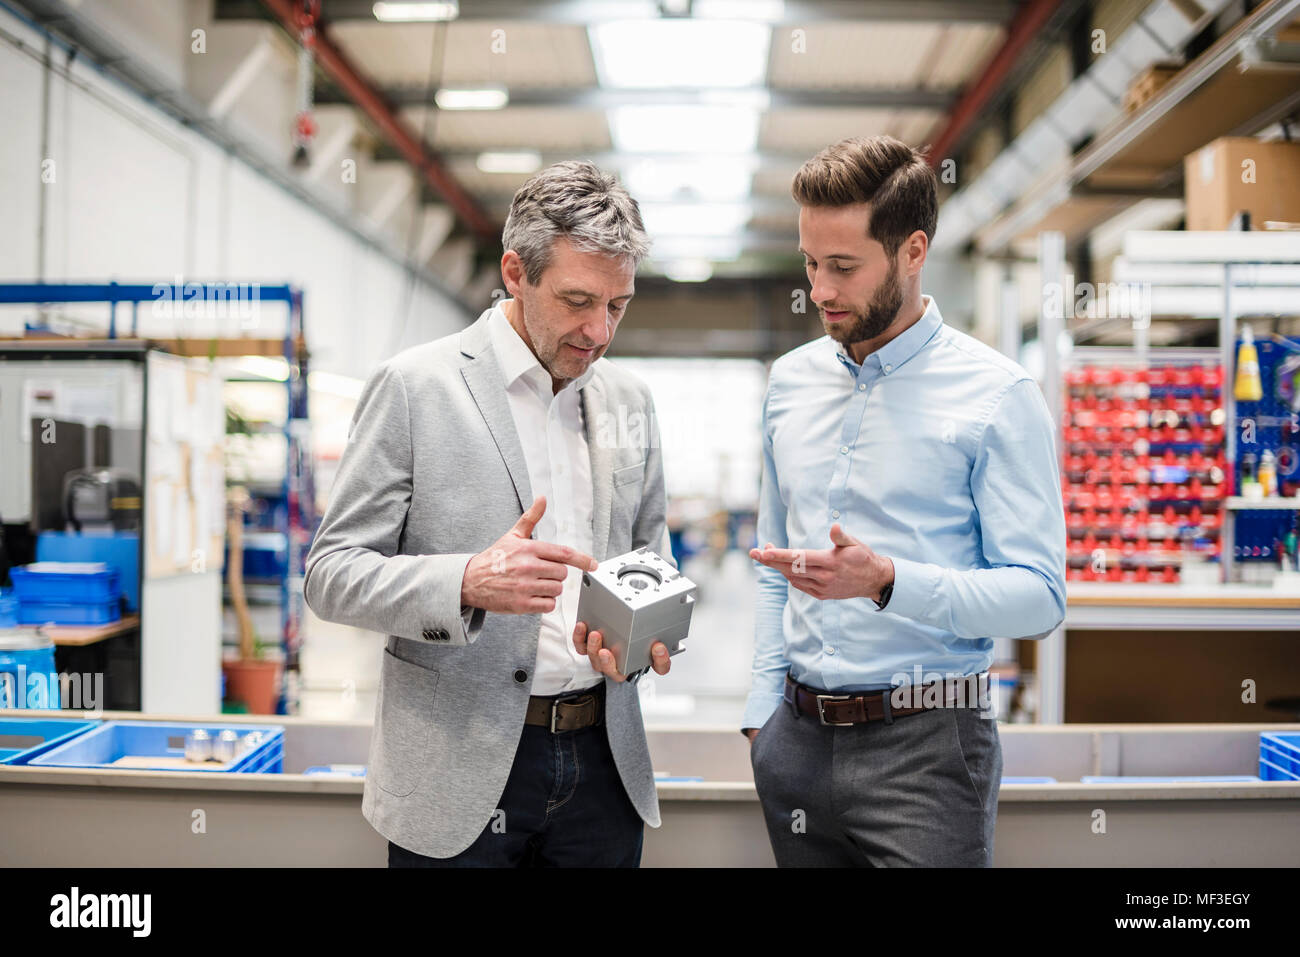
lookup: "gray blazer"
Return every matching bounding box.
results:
[303,308,669,859]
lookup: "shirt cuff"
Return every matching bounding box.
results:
[740,691,784,734]
[459,603,485,642]
[884,555,941,625]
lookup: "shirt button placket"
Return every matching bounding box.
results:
[548,404,567,540]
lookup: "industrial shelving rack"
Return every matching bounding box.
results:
[1032,230,1300,724]
[1111,231,1300,583]
[0,281,317,714]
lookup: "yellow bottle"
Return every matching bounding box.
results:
[1234,326,1263,402]
[1259,449,1277,498]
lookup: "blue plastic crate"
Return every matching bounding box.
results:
[1080,775,1261,783]
[0,640,60,709]
[1260,740,1300,774]
[1259,732,1300,781]
[240,736,284,773]
[10,563,120,604]
[1260,757,1296,781]
[240,533,287,581]
[0,718,99,764]
[28,720,284,773]
[16,600,120,626]
[303,764,366,777]
[37,533,140,612]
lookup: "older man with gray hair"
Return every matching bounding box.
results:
[305,161,673,867]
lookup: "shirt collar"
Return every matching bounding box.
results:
[489,300,596,396]
[834,294,943,376]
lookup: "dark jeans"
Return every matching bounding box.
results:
[388,691,644,867]
[751,694,1002,867]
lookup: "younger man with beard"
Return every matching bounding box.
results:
[743,136,1066,867]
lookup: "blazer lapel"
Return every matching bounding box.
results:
[460,311,532,514]
[582,376,614,560]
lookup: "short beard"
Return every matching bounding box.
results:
[522,308,597,384]
[823,259,904,349]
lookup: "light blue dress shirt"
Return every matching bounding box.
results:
[742,296,1067,731]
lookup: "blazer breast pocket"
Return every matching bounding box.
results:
[612,459,646,489]
[375,647,440,797]
[608,460,645,551]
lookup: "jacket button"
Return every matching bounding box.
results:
[421,629,435,641]
[513,669,528,684]
[435,628,450,641]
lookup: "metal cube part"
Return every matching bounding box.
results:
[577,547,697,677]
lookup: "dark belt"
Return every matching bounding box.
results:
[525,684,605,733]
[783,673,968,726]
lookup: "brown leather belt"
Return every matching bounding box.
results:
[525,685,605,733]
[783,673,968,726]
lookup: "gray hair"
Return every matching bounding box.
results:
[502,160,651,285]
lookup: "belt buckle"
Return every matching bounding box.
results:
[549,693,591,734]
[815,693,854,727]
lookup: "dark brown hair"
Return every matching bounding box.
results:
[791,135,938,255]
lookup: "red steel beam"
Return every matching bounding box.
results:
[259,0,498,240]
[927,0,1062,166]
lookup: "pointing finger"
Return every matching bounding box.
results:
[534,541,598,572]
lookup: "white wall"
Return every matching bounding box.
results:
[0,5,474,381]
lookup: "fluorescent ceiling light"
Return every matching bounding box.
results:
[590,20,770,88]
[662,259,714,282]
[623,156,757,202]
[694,0,785,19]
[640,203,751,236]
[372,2,459,22]
[649,238,744,262]
[609,106,759,153]
[434,87,508,110]
[476,151,542,174]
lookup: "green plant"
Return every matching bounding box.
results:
[226,406,251,435]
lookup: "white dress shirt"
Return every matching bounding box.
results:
[488,300,603,695]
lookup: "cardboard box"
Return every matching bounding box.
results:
[1123,61,1181,113]
[1184,137,1300,230]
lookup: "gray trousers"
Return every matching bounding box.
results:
[750,696,1002,867]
